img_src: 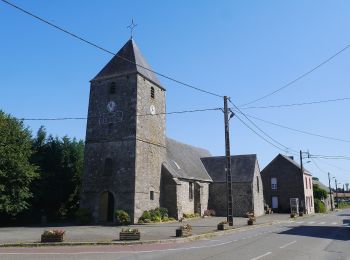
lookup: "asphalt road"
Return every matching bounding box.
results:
[1,209,349,260]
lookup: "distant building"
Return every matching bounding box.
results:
[201,155,265,217]
[312,177,334,211]
[261,154,314,214]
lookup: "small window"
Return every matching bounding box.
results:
[108,123,113,133]
[189,182,193,200]
[150,191,154,200]
[110,82,116,94]
[257,176,260,193]
[271,177,277,190]
[305,177,308,189]
[104,158,113,176]
[151,86,155,99]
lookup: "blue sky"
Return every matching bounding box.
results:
[1,0,349,187]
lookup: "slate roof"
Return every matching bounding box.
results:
[92,39,163,88]
[201,154,258,183]
[163,138,213,182]
[276,154,312,176]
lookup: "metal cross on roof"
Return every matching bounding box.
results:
[127,19,137,39]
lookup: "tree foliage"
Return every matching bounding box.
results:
[313,184,328,200]
[30,126,84,220]
[0,111,37,216]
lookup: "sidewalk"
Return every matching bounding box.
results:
[0,214,293,245]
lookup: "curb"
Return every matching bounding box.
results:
[0,220,286,248]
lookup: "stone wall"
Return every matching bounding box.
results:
[209,182,254,217]
[81,74,138,222]
[176,180,194,216]
[252,162,265,216]
[133,74,166,222]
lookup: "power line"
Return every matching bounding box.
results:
[240,44,350,107]
[239,112,350,143]
[227,100,297,154]
[316,158,350,173]
[311,158,328,174]
[19,107,222,121]
[241,97,350,110]
[228,99,297,153]
[308,154,350,160]
[0,0,223,99]
[233,113,294,153]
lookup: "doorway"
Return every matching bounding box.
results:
[272,196,279,209]
[99,191,115,222]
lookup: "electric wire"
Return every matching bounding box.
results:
[236,112,350,143]
[240,45,350,107]
[228,99,297,154]
[241,97,350,110]
[19,107,222,121]
[233,112,295,154]
[0,0,223,98]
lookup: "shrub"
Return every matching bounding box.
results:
[149,208,162,221]
[314,199,326,213]
[138,207,169,223]
[158,207,168,219]
[115,210,131,226]
[203,209,216,217]
[75,208,92,225]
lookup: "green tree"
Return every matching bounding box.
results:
[313,184,328,200]
[31,127,84,220]
[0,111,37,216]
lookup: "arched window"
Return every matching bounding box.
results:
[104,158,113,176]
[151,86,155,99]
[110,82,116,94]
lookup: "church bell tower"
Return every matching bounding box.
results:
[80,39,166,223]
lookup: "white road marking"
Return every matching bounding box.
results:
[319,222,326,225]
[331,222,337,225]
[279,240,297,249]
[296,221,304,224]
[251,252,272,260]
[308,221,315,224]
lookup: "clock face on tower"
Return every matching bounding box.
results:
[150,105,156,115]
[107,101,116,112]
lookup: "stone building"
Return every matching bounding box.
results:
[80,38,212,223]
[161,139,212,219]
[261,154,315,214]
[201,155,265,217]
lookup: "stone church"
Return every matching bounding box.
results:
[80,38,265,223]
[80,38,213,223]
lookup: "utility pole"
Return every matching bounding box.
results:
[224,96,233,226]
[328,172,334,211]
[335,179,338,208]
[299,150,304,173]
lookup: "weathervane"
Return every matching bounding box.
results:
[127,19,137,39]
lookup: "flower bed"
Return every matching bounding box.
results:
[217,221,229,230]
[41,230,65,243]
[119,228,140,240]
[176,224,192,237]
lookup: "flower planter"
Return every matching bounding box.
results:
[299,212,304,217]
[176,228,192,237]
[41,234,64,243]
[119,232,141,241]
[290,213,296,218]
[217,223,229,230]
[247,219,254,225]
